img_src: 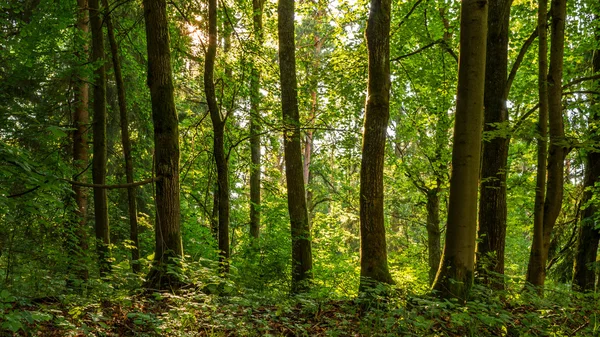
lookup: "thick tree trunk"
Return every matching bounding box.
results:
[432,0,487,301]
[143,0,183,289]
[101,0,140,273]
[278,0,313,293]
[426,187,441,285]
[572,15,600,292]
[526,0,550,288]
[527,0,567,290]
[476,0,512,289]
[205,0,230,273]
[359,0,394,291]
[89,0,110,276]
[249,0,263,241]
[71,0,90,282]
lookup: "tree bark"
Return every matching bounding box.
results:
[572,13,600,292]
[476,0,512,289]
[278,0,313,293]
[89,0,110,276]
[101,0,140,273]
[426,187,441,285]
[526,0,567,290]
[143,0,183,289]
[526,0,550,289]
[71,0,90,282]
[358,0,394,292]
[432,0,487,301]
[205,0,230,273]
[249,0,264,241]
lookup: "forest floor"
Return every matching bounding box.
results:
[1,284,598,336]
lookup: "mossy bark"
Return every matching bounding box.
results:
[432,0,487,301]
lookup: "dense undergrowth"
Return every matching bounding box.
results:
[1,262,598,337]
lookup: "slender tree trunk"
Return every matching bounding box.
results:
[303,8,324,225]
[211,181,219,241]
[476,0,512,289]
[249,0,264,241]
[426,187,441,285]
[205,0,230,273]
[526,0,550,288]
[527,0,567,290]
[432,0,487,301]
[572,14,600,292]
[142,0,183,289]
[101,0,140,273]
[89,0,110,276]
[71,0,90,282]
[359,0,394,291]
[278,0,313,293]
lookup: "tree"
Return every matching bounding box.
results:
[71,0,91,281]
[476,0,512,289]
[432,0,487,300]
[205,0,230,273]
[278,0,313,293]
[526,0,567,289]
[359,0,394,291]
[101,0,140,273]
[249,0,264,241]
[572,13,600,292]
[526,0,549,290]
[89,0,110,275]
[143,0,183,289]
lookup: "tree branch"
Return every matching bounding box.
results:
[505,27,538,99]
[391,40,441,62]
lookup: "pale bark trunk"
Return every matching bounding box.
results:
[278,0,313,293]
[359,0,394,291]
[89,0,110,275]
[143,0,183,289]
[432,0,487,301]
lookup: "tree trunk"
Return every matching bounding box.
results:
[278,0,313,293]
[358,0,394,292]
[476,0,512,289]
[205,0,230,273]
[101,0,140,274]
[527,0,567,290]
[432,0,487,301]
[71,0,90,282]
[249,0,264,241]
[426,187,441,285]
[89,0,110,276]
[526,0,550,289]
[142,0,183,290]
[572,14,600,292]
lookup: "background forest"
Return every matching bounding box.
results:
[1,0,600,335]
